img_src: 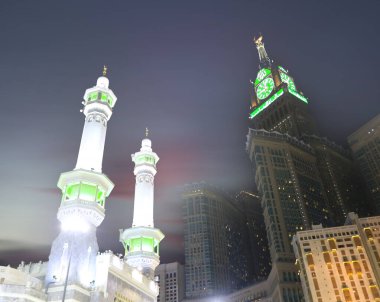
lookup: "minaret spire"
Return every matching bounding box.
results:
[120,133,164,278]
[254,35,271,68]
[45,70,117,296]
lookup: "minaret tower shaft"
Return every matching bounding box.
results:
[46,67,117,290]
[120,131,164,278]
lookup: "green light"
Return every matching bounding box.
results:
[278,66,288,73]
[65,184,80,200]
[141,237,154,252]
[135,154,155,165]
[256,77,275,100]
[289,88,308,103]
[130,238,141,252]
[101,92,108,102]
[280,72,296,91]
[255,68,271,85]
[80,183,97,200]
[250,89,284,119]
[89,92,98,101]
[64,182,106,206]
[96,188,105,207]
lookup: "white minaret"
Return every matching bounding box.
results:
[120,130,164,278]
[46,67,116,294]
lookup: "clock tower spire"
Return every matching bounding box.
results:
[254,35,271,68]
[249,35,317,137]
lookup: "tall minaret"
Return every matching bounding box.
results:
[254,35,271,68]
[120,130,164,278]
[46,67,117,290]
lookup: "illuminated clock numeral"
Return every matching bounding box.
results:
[255,68,271,85]
[280,72,296,91]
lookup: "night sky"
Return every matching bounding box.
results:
[1,1,379,267]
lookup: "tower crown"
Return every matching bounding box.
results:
[254,35,271,68]
[82,68,117,118]
[249,36,309,120]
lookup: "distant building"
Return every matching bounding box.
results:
[235,191,271,282]
[156,262,185,302]
[292,213,380,302]
[348,114,380,213]
[182,183,252,299]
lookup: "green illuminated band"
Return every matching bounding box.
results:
[289,89,308,104]
[134,154,156,165]
[278,66,288,73]
[250,89,284,119]
[88,91,114,107]
[123,237,159,254]
[64,182,106,207]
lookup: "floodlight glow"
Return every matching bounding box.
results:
[61,217,90,233]
[132,269,143,283]
[149,280,157,292]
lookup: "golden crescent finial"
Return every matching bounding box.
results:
[103,65,108,76]
[254,35,263,46]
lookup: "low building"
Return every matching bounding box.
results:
[156,262,185,302]
[292,213,380,302]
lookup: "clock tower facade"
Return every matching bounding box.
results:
[249,36,317,138]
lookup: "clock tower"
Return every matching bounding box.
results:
[249,36,317,138]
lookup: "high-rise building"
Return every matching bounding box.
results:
[243,36,375,302]
[182,183,252,299]
[244,35,370,302]
[348,114,380,213]
[248,35,368,226]
[0,70,163,302]
[156,262,185,302]
[292,213,380,302]
[303,135,370,225]
[235,191,271,282]
[246,129,331,262]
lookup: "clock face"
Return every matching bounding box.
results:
[280,72,296,91]
[255,68,271,85]
[256,77,275,100]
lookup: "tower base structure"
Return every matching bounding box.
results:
[0,251,159,302]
